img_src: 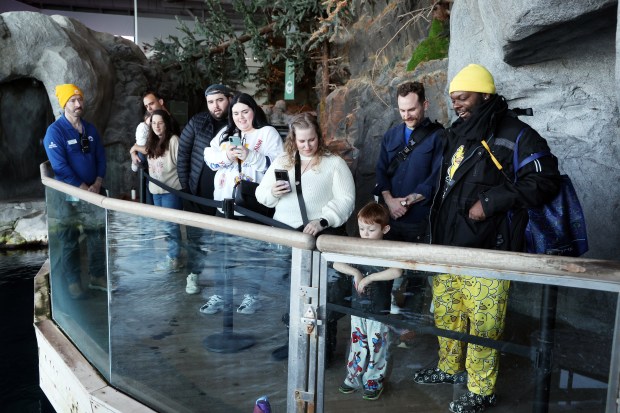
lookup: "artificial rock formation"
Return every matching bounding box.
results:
[0,11,153,198]
[0,201,47,248]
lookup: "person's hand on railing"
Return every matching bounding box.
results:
[302,219,324,236]
[88,178,103,194]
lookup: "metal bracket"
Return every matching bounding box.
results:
[294,389,314,403]
[300,305,322,335]
[298,285,318,300]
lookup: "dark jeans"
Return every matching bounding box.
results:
[152,193,182,259]
[184,199,217,275]
[385,219,429,243]
[137,152,153,205]
[211,212,266,297]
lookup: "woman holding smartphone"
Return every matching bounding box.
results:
[255,112,354,234]
[204,93,283,214]
[200,93,284,315]
[255,112,355,362]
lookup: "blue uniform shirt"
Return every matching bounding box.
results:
[43,114,106,187]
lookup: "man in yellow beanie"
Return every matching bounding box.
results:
[43,84,107,299]
[412,64,561,413]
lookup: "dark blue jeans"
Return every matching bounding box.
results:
[137,152,153,205]
[152,192,182,259]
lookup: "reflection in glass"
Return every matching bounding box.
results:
[46,187,109,379]
[323,260,616,413]
[106,210,292,412]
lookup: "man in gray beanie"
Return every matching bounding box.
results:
[178,84,233,294]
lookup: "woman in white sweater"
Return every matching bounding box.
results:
[255,112,355,233]
[255,112,355,361]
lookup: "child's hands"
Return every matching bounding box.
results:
[355,274,371,294]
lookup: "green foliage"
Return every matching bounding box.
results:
[146,0,354,102]
[406,18,449,72]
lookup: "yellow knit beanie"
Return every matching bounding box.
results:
[55,84,83,108]
[449,64,496,94]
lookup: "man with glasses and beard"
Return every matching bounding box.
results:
[43,84,107,299]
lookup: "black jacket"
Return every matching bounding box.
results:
[177,112,224,195]
[432,111,561,252]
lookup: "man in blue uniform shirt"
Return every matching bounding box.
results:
[44,84,107,299]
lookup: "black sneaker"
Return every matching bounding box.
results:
[362,386,384,401]
[449,391,497,413]
[338,383,356,394]
[413,367,467,385]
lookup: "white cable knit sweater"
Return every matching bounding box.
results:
[255,153,355,228]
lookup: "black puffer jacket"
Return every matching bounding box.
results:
[177,111,223,195]
[432,103,561,252]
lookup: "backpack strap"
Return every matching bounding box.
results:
[513,128,552,181]
[386,120,443,178]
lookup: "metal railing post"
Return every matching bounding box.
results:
[533,284,558,413]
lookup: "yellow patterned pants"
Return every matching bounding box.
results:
[432,273,510,396]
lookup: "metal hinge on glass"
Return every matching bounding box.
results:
[301,305,322,334]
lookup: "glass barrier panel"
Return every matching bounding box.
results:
[106,210,293,412]
[321,255,617,413]
[45,186,110,379]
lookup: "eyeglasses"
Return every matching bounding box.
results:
[80,132,90,154]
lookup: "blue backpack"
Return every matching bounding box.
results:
[512,129,588,257]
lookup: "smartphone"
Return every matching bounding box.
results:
[229,135,242,147]
[275,169,290,183]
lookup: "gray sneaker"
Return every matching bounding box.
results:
[185,273,200,294]
[237,294,261,314]
[199,295,224,314]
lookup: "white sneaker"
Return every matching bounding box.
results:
[237,294,261,314]
[186,273,200,294]
[199,295,224,314]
